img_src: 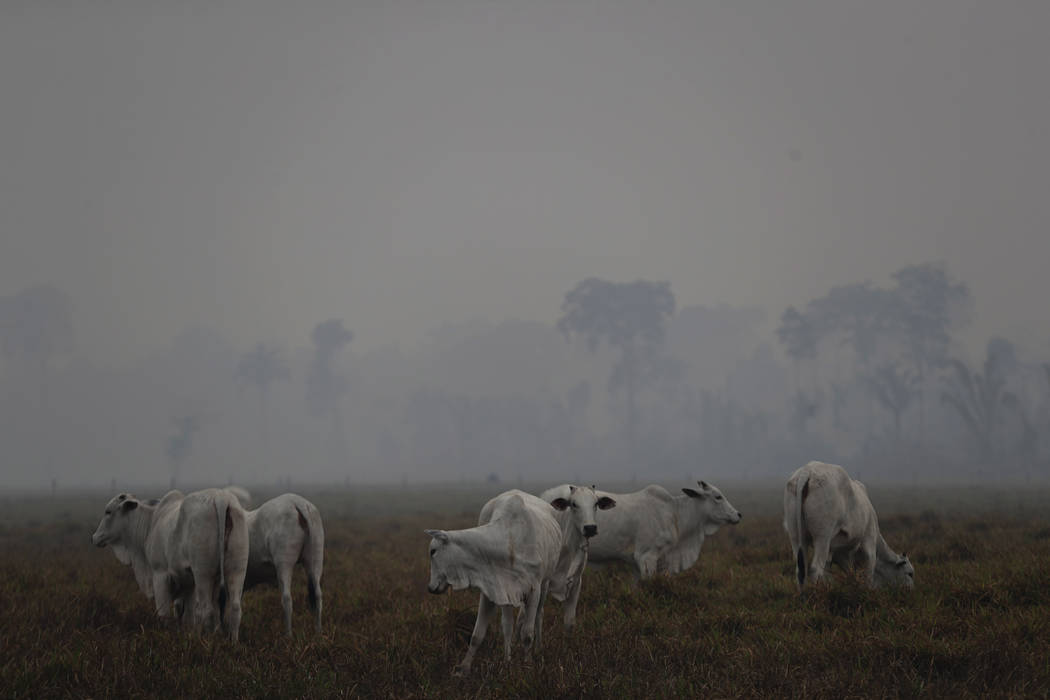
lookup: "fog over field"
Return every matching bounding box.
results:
[1,0,1048,489]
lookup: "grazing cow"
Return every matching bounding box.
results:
[784,461,914,590]
[91,488,249,641]
[577,481,742,579]
[425,490,563,676]
[239,493,325,636]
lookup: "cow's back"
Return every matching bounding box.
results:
[482,490,561,577]
[145,491,185,571]
[171,489,248,579]
[786,461,875,545]
[246,493,318,570]
[588,485,675,563]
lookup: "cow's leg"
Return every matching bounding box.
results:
[500,605,515,660]
[636,551,661,580]
[858,541,878,587]
[454,594,494,676]
[527,581,549,651]
[535,580,549,647]
[562,575,582,631]
[224,573,245,643]
[192,581,213,634]
[305,561,323,635]
[807,535,833,585]
[518,587,542,656]
[195,571,223,636]
[174,590,194,628]
[221,552,247,643]
[276,561,295,637]
[152,572,174,617]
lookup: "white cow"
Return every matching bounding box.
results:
[91,488,250,641]
[239,493,325,636]
[532,484,616,632]
[784,461,914,590]
[572,481,742,579]
[425,490,563,676]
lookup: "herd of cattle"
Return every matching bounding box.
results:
[91,460,914,674]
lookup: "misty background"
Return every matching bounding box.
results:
[2,1,1048,489]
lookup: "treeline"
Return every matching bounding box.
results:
[0,262,1048,488]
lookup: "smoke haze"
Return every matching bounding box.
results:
[2,1,1048,488]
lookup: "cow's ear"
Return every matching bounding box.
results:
[121,499,138,512]
[424,529,449,543]
[550,498,570,511]
[682,488,703,499]
[698,480,710,490]
[597,496,617,510]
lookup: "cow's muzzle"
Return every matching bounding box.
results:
[427,582,449,595]
[91,533,107,547]
[583,525,598,538]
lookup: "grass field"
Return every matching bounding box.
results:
[2,482,1049,698]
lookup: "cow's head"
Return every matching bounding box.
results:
[424,529,453,594]
[875,552,915,589]
[549,484,616,539]
[91,493,140,548]
[682,480,742,533]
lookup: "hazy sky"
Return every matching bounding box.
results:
[3,0,1048,364]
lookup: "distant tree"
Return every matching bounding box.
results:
[307,319,353,469]
[557,278,675,461]
[776,306,817,393]
[890,263,972,441]
[865,363,918,443]
[806,282,897,372]
[165,414,200,489]
[236,343,290,452]
[805,282,900,443]
[941,338,1018,461]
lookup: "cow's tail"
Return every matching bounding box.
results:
[795,471,810,588]
[296,503,323,613]
[216,496,231,621]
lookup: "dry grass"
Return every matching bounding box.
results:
[2,486,1049,698]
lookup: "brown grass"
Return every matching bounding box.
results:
[1,487,1049,698]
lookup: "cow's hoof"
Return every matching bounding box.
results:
[452,664,470,677]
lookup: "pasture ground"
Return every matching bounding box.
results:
[2,482,1049,698]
